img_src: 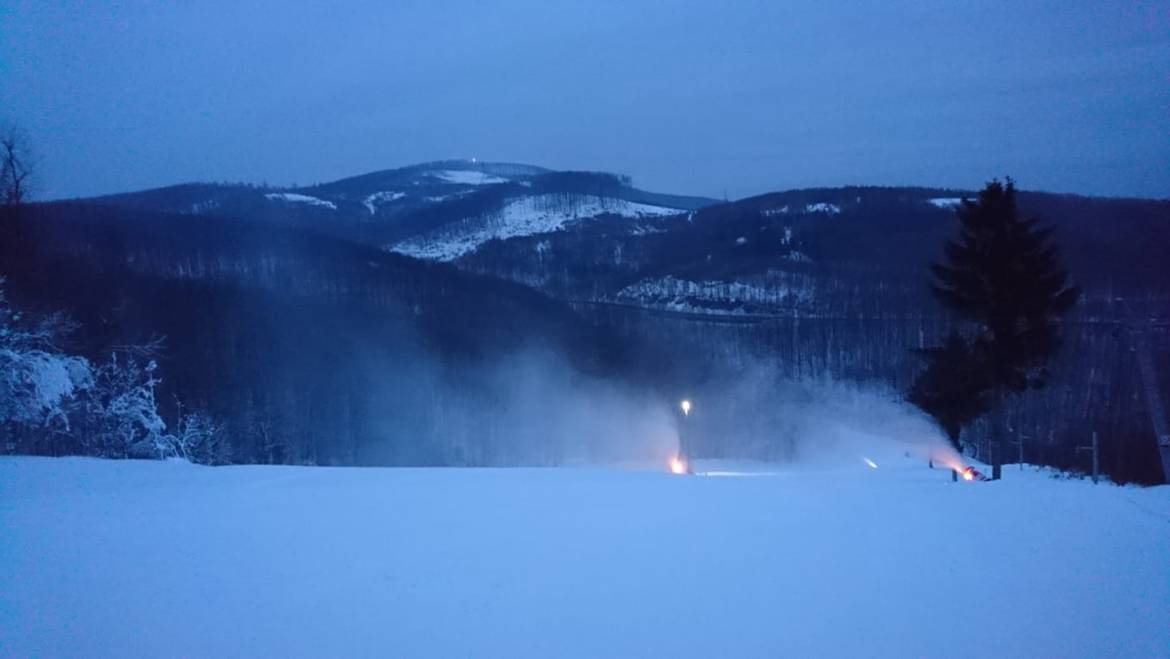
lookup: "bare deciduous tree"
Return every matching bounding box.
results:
[1,126,34,206]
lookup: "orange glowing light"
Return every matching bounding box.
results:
[962,468,975,481]
[669,456,688,475]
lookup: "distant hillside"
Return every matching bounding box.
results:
[0,202,627,465]
[459,186,1170,319]
[452,184,1168,485]
[34,167,1170,483]
[85,160,719,261]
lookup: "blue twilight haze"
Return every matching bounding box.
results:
[1,0,1167,200]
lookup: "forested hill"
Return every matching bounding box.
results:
[12,165,1170,482]
[0,202,628,465]
[80,163,1168,322]
[459,186,1170,319]
[83,160,717,260]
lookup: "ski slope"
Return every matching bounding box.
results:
[391,194,683,261]
[1,456,1167,658]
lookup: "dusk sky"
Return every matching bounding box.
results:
[2,0,1167,201]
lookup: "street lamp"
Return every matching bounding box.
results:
[673,399,694,475]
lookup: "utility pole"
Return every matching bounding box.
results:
[1077,431,1100,484]
[990,419,1003,480]
[1092,431,1100,484]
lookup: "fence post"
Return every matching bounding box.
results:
[1092,431,1099,485]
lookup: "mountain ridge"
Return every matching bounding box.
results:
[7,162,1169,482]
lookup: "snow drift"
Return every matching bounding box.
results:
[1,456,1166,657]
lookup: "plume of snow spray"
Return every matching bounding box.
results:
[672,370,960,470]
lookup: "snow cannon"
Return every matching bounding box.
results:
[955,466,989,482]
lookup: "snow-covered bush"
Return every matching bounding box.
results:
[171,410,231,465]
[0,347,92,429]
[79,354,170,459]
[1,278,228,462]
[0,280,93,440]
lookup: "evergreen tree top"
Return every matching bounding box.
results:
[928,179,1079,392]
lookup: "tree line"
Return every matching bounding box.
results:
[1,278,229,464]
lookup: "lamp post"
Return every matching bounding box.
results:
[679,399,692,467]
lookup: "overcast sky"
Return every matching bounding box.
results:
[2,1,1167,200]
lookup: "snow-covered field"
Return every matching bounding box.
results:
[263,192,338,210]
[1,456,1167,658]
[362,191,407,214]
[392,194,683,261]
[428,169,511,185]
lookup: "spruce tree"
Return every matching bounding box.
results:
[908,332,992,452]
[910,179,1079,453]
[930,179,1079,392]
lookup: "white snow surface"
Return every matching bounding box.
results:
[805,202,841,214]
[766,203,840,216]
[0,349,91,423]
[186,199,219,215]
[429,170,510,185]
[1,456,1166,658]
[928,197,964,208]
[264,192,337,210]
[363,191,407,214]
[617,274,814,315]
[391,194,682,261]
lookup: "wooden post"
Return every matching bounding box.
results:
[1092,431,1099,485]
[1077,432,1100,484]
[988,435,994,473]
[989,427,1001,480]
[988,412,1004,480]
